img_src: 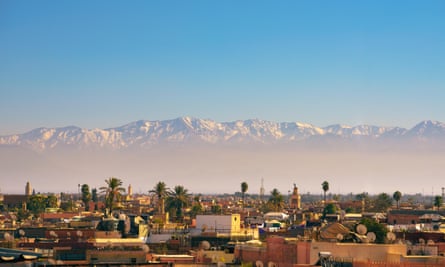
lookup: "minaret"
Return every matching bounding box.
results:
[127,184,133,199]
[260,178,265,202]
[289,183,301,210]
[25,182,32,196]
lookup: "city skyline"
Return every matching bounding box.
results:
[1,1,445,135]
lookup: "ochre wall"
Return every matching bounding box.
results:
[309,241,406,265]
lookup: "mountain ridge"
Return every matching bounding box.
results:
[1,117,445,151]
[1,118,445,195]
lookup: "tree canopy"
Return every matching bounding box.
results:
[434,195,443,210]
[373,193,392,212]
[241,181,248,211]
[322,181,329,203]
[360,218,387,244]
[150,181,169,215]
[267,188,284,212]
[100,177,125,216]
[166,185,190,222]
[81,184,91,211]
[323,203,337,218]
[27,194,57,217]
[393,191,402,209]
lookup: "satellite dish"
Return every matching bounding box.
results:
[19,229,25,236]
[256,260,264,267]
[419,238,425,245]
[142,244,150,253]
[202,224,208,232]
[200,240,210,250]
[4,233,12,241]
[336,233,344,241]
[356,224,367,235]
[367,232,376,242]
[49,230,58,238]
[387,232,396,241]
[427,239,435,246]
[76,230,83,237]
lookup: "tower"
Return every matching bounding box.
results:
[25,181,32,196]
[127,184,133,200]
[289,183,301,210]
[128,184,133,197]
[259,178,265,201]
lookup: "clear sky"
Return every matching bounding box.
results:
[1,1,444,135]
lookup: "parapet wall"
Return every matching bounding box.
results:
[309,241,406,265]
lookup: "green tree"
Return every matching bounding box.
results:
[60,199,75,212]
[434,195,443,210]
[46,194,58,209]
[91,188,98,211]
[189,195,203,218]
[241,182,248,211]
[27,195,48,216]
[393,191,402,209]
[81,184,91,211]
[373,193,392,212]
[268,188,284,212]
[150,181,169,215]
[100,177,125,216]
[360,218,387,244]
[322,181,329,204]
[323,203,337,218]
[190,203,203,218]
[166,185,190,222]
[356,192,370,212]
[211,204,222,214]
[17,208,31,222]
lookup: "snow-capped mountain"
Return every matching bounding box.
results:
[404,120,445,138]
[1,117,444,151]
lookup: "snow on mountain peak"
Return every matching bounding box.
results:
[1,118,445,150]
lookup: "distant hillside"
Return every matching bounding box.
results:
[1,117,445,151]
[1,117,445,194]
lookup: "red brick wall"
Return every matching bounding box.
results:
[387,213,419,225]
[235,236,312,266]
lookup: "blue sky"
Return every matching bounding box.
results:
[1,1,444,135]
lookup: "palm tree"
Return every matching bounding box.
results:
[189,195,203,218]
[322,181,329,204]
[434,195,443,210]
[393,191,402,209]
[150,181,169,215]
[91,188,98,211]
[241,182,248,211]
[166,185,190,222]
[268,188,284,212]
[100,177,125,216]
[81,184,91,211]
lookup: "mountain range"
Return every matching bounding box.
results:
[1,117,445,151]
[1,117,445,195]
